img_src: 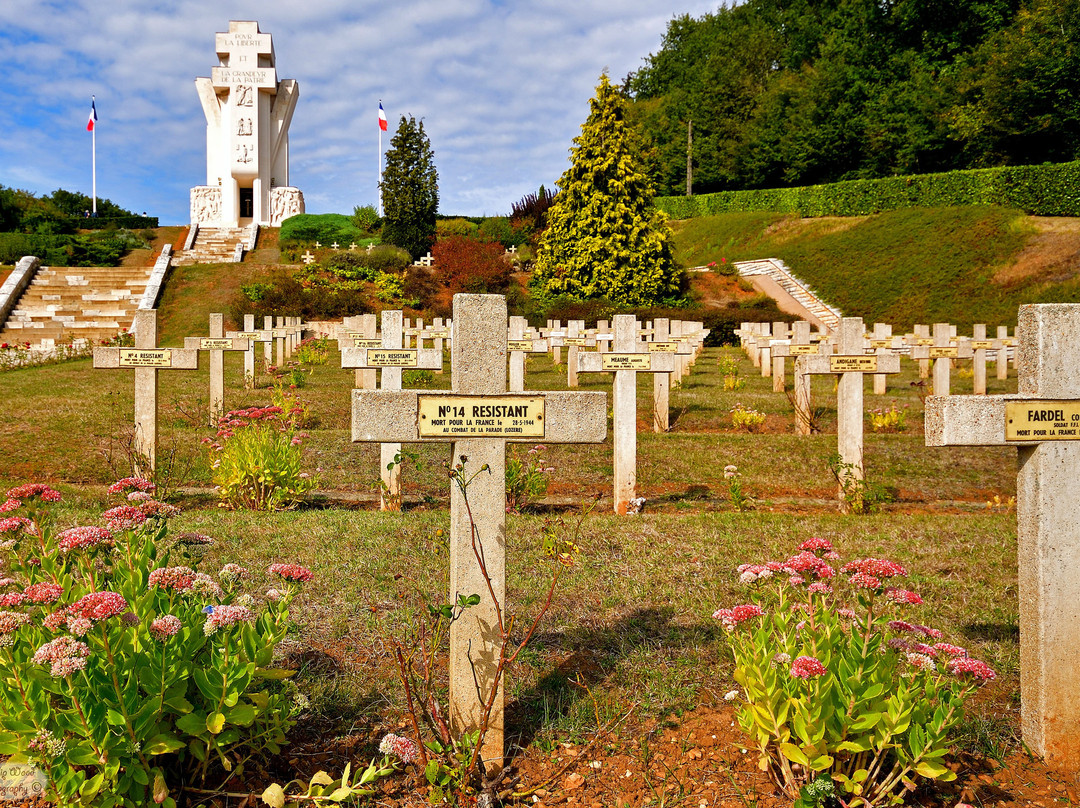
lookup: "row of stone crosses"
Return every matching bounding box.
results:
[90,299,709,517]
[91,295,1080,775]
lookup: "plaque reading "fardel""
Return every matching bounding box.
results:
[601,354,652,370]
[1006,401,1080,441]
[418,395,545,438]
[119,349,173,368]
[368,349,418,367]
[830,355,878,372]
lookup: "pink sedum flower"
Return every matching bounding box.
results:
[790,656,827,679]
[933,643,967,658]
[0,516,31,533]
[797,537,834,555]
[107,478,156,496]
[148,566,195,592]
[0,591,27,607]
[849,572,883,590]
[947,657,997,681]
[783,552,835,580]
[203,604,255,635]
[0,499,21,513]
[7,484,61,503]
[379,733,420,763]
[102,505,147,532]
[58,526,113,553]
[149,615,183,642]
[0,610,31,634]
[906,652,937,671]
[885,587,923,605]
[69,591,128,622]
[842,558,907,579]
[23,583,63,604]
[138,500,181,519]
[807,582,832,596]
[269,563,314,583]
[33,636,90,677]
[713,604,764,631]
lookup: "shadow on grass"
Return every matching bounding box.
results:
[505,606,724,755]
[961,621,1019,643]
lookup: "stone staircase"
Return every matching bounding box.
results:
[735,258,842,331]
[0,265,154,345]
[173,225,255,265]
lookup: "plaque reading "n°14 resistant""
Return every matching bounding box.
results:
[1006,401,1080,441]
[417,395,545,438]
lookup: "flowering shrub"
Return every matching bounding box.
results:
[505,444,554,512]
[718,355,744,390]
[714,538,996,806]
[0,481,314,808]
[724,464,754,511]
[293,337,329,366]
[730,403,767,432]
[867,403,908,433]
[204,406,316,510]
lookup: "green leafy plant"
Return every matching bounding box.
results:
[204,406,317,511]
[401,369,435,387]
[724,464,754,512]
[715,537,997,806]
[377,448,421,512]
[505,445,554,513]
[260,760,396,808]
[826,454,894,515]
[0,481,314,808]
[294,337,329,366]
[867,403,908,433]
[730,403,767,432]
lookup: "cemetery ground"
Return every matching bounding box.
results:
[3,337,1077,806]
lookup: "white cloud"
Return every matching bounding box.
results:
[0,0,718,223]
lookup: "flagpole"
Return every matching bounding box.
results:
[91,95,97,216]
[377,100,383,217]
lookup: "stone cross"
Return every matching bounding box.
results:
[342,311,442,509]
[431,316,449,374]
[565,320,595,388]
[772,321,823,436]
[314,241,322,249]
[229,314,258,388]
[912,324,932,378]
[331,241,340,249]
[341,314,379,390]
[971,323,991,395]
[507,316,546,393]
[183,313,249,425]
[262,316,274,365]
[577,315,675,514]
[651,318,672,432]
[913,323,973,396]
[869,323,897,395]
[92,309,199,474]
[797,317,900,508]
[351,294,606,769]
[349,242,358,250]
[301,251,315,265]
[997,326,1011,381]
[768,321,789,391]
[547,320,563,366]
[925,304,1080,773]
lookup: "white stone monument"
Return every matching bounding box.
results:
[191,21,304,228]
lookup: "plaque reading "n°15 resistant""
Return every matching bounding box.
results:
[1006,401,1080,441]
[417,395,545,438]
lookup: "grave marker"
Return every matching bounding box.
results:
[926,304,1080,773]
[797,317,899,508]
[997,326,1010,381]
[183,313,249,425]
[577,315,675,514]
[869,323,896,395]
[507,316,546,393]
[92,310,199,474]
[773,321,821,436]
[351,294,606,769]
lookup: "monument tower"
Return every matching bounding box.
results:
[190,21,304,228]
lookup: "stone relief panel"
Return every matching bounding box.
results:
[269,187,305,226]
[190,186,222,225]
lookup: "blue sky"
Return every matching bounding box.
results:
[0,0,717,225]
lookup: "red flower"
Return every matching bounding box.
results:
[841,558,907,579]
[69,591,128,622]
[790,656,827,679]
[24,583,63,604]
[58,526,113,552]
[269,563,314,582]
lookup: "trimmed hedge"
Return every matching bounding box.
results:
[77,216,158,230]
[657,161,1080,219]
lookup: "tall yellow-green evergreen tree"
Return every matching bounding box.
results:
[532,74,682,307]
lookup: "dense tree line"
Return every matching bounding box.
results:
[628,0,1080,196]
[0,185,139,233]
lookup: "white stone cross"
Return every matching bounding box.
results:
[926,304,1080,773]
[797,317,900,508]
[868,322,899,395]
[564,320,597,388]
[772,321,824,436]
[577,314,676,514]
[349,242,358,250]
[507,316,547,392]
[330,241,340,249]
[92,309,200,474]
[912,323,973,396]
[314,241,322,249]
[351,294,606,769]
[301,251,315,265]
[646,318,692,432]
[342,311,442,509]
[340,314,380,390]
[183,313,250,425]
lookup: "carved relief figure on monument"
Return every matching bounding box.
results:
[190,186,222,224]
[235,84,252,106]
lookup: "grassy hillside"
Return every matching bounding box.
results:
[671,207,1080,329]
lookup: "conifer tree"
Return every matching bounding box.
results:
[532,75,681,307]
[380,116,439,260]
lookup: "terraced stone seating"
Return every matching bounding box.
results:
[0,265,153,345]
[173,225,254,265]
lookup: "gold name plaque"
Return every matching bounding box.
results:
[200,339,233,350]
[971,340,994,349]
[367,349,418,367]
[830,355,878,372]
[564,337,588,346]
[352,339,383,349]
[119,349,172,368]
[648,342,678,353]
[929,347,959,359]
[601,354,652,370]
[1006,401,1080,441]
[418,395,545,438]
[869,339,892,349]
[915,338,935,346]
[507,340,533,352]
[789,344,819,355]
[236,332,259,339]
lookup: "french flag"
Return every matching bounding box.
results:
[378,101,387,131]
[86,97,97,132]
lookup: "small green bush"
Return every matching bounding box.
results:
[351,205,381,235]
[436,218,479,239]
[361,245,411,274]
[279,214,365,247]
